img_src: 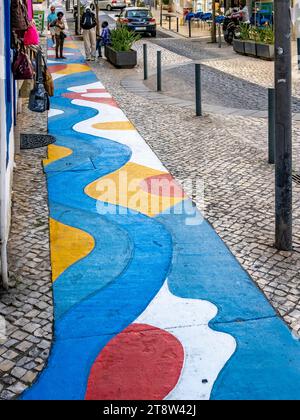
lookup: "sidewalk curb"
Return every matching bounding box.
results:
[121,71,270,118]
[122,63,300,120]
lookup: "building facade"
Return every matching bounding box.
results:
[0,0,15,288]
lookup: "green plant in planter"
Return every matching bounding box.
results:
[248,25,260,42]
[110,27,141,52]
[261,26,274,45]
[239,23,250,40]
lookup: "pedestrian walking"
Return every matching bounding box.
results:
[47,5,57,46]
[81,5,97,61]
[239,0,250,23]
[97,21,111,59]
[50,11,67,59]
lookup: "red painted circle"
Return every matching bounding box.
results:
[140,174,185,198]
[48,64,68,73]
[85,323,184,400]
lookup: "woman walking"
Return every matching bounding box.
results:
[50,11,66,59]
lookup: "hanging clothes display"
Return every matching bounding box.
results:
[26,0,33,21]
[11,0,29,32]
[24,22,40,45]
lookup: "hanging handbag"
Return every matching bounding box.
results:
[24,22,40,46]
[28,50,49,113]
[42,56,54,97]
[12,45,34,80]
[28,82,49,112]
[11,0,29,31]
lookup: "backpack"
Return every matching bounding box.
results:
[81,11,96,30]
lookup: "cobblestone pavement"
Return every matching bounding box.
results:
[84,43,300,339]
[2,27,300,399]
[146,39,300,112]
[0,75,52,398]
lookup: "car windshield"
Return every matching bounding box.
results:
[126,10,152,18]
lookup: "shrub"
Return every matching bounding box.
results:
[239,23,250,40]
[110,26,141,52]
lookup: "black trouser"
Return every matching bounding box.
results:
[55,34,64,58]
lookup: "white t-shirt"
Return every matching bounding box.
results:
[241,6,250,23]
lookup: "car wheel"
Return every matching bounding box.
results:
[106,5,112,11]
[151,31,156,37]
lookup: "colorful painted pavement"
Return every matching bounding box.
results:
[20,37,300,400]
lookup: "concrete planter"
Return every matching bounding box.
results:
[232,39,245,54]
[244,40,256,56]
[233,39,274,61]
[256,43,274,60]
[105,47,137,69]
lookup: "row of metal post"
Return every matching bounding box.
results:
[143,44,202,116]
[143,44,275,158]
[143,42,290,251]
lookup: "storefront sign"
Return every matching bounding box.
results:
[33,10,45,33]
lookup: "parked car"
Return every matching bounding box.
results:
[96,0,127,11]
[116,7,156,37]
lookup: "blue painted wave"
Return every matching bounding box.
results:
[21,66,173,400]
[157,201,300,400]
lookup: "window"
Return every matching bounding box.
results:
[126,9,152,18]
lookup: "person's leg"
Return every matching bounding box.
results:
[55,35,60,58]
[96,37,102,57]
[90,28,97,61]
[83,29,91,60]
[60,36,65,58]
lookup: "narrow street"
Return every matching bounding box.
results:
[1,0,300,403]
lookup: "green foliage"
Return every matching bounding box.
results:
[239,23,249,40]
[110,26,141,52]
[248,26,260,42]
[261,26,274,45]
[238,24,274,45]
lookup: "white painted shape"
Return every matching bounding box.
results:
[52,73,67,81]
[82,93,112,98]
[134,281,236,400]
[48,52,75,56]
[68,81,105,92]
[71,98,167,171]
[48,108,64,118]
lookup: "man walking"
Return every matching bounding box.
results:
[48,5,57,46]
[81,5,97,61]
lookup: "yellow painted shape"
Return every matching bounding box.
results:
[50,218,95,282]
[92,121,135,131]
[85,162,185,217]
[43,144,73,166]
[64,42,79,49]
[55,64,91,75]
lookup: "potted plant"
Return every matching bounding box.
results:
[256,26,274,60]
[244,25,258,56]
[233,23,248,54]
[106,27,141,69]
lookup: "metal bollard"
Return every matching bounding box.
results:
[177,16,179,32]
[188,18,192,38]
[169,16,171,30]
[268,87,275,164]
[195,64,202,116]
[157,51,162,92]
[218,24,222,48]
[297,38,300,70]
[143,43,148,80]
